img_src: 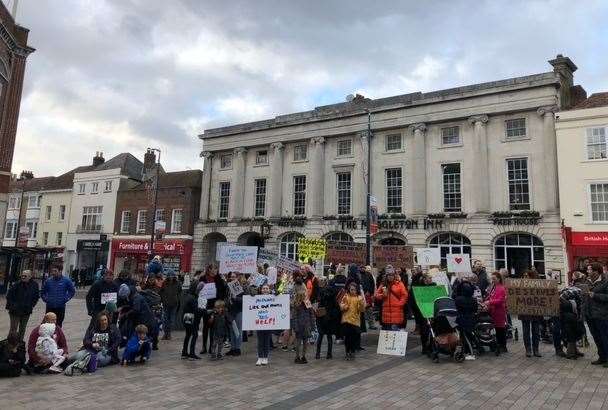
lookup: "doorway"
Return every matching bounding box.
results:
[494,233,545,276]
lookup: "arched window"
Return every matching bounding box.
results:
[429,232,472,268]
[324,232,353,243]
[280,232,304,261]
[494,233,544,276]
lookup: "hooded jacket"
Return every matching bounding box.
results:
[374,280,408,325]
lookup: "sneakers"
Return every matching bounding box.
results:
[465,355,476,361]
[49,365,63,373]
[256,358,262,366]
[281,346,289,352]
[261,358,268,366]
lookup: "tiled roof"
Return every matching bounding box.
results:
[92,153,144,180]
[125,170,203,191]
[572,92,608,110]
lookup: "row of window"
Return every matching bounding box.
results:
[42,231,63,246]
[44,205,67,222]
[120,209,184,234]
[4,221,39,240]
[78,180,113,195]
[8,194,42,210]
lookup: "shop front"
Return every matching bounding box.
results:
[76,239,110,285]
[563,228,608,274]
[110,238,193,278]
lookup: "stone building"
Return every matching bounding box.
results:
[193,55,584,278]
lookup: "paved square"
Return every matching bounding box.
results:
[1,290,607,409]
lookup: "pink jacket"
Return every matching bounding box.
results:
[486,284,507,329]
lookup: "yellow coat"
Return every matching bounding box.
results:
[340,294,365,327]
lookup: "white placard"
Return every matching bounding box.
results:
[415,248,441,266]
[227,280,244,297]
[266,267,278,285]
[249,272,267,288]
[200,282,217,299]
[219,246,258,274]
[377,330,408,356]
[242,294,290,330]
[431,271,451,294]
[257,248,278,267]
[276,256,300,273]
[446,254,472,274]
[215,242,235,260]
[100,292,117,304]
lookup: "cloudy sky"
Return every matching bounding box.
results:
[6,0,608,176]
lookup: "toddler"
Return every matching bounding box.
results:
[209,300,232,360]
[121,324,151,365]
[34,323,65,373]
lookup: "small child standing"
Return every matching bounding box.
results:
[34,323,66,373]
[292,277,316,364]
[256,284,273,366]
[209,300,232,361]
[339,282,366,361]
[121,324,151,365]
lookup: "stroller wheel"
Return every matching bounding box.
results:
[454,351,465,363]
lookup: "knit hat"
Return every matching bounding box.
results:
[118,283,131,299]
[39,322,56,337]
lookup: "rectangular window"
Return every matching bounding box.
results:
[45,206,52,221]
[91,182,99,194]
[56,232,63,246]
[590,183,608,222]
[586,127,607,160]
[155,209,165,222]
[59,205,66,221]
[121,210,131,233]
[442,163,462,212]
[441,126,460,145]
[293,176,306,216]
[78,183,85,194]
[26,222,37,239]
[28,195,40,209]
[507,158,530,210]
[171,209,183,233]
[104,181,112,192]
[81,206,103,231]
[220,154,232,169]
[385,134,402,151]
[505,118,526,139]
[256,150,268,165]
[337,139,352,157]
[137,210,147,233]
[8,197,18,209]
[4,221,17,239]
[43,232,49,246]
[336,172,352,215]
[254,179,267,217]
[219,182,230,219]
[294,144,308,161]
[386,168,403,213]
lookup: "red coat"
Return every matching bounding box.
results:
[27,324,68,364]
[375,280,408,325]
[486,284,507,329]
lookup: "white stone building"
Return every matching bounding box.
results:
[193,55,584,278]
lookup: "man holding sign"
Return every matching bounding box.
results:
[86,269,118,320]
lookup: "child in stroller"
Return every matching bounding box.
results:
[475,310,500,356]
[429,297,465,363]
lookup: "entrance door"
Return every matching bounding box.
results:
[506,247,531,276]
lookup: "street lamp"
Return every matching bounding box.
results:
[147,148,161,261]
[365,110,373,266]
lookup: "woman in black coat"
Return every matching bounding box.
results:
[315,278,340,359]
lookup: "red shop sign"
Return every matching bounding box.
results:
[571,232,608,246]
[114,239,187,255]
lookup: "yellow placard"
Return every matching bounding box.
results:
[297,238,326,262]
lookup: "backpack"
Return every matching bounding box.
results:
[64,351,92,376]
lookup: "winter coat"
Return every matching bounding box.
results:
[361,272,375,296]
[585,278,608,320]
[159,280,181,308]
[41,276,75,309]
[316,286,340,335]
[146,260,163,276]
[375,280,408,325]
[211,312,232,340]
[86,280,119,316]
[293,303,316,338]
[6,280,39,316]
[140,288,163,319]
[130,293,157,330]
[0,339,26,377]
[197,274,227,310]
[455,283,477,331]
[340,294,366,327]
[475,268,490,297]
[305,274,319,303]
[486,284,507,328]
[83,323,121,363]
[27,324,68,366]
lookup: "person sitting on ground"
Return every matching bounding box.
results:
[70,311,121,370]
[35,323,66,373]
[122,324,151,365]
[26,312,68,374]
[117,284,156,348]
[0,332,26,377]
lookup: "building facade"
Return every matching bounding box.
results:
[556,92,608,274]
[193,55,584,280]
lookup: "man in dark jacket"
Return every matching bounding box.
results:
[159,271,181,340]
[585,263,608,366]
[86,269,119,320]
[472,260,489,297]
[40,268,75,327]
[117,284,156,347]
[5,270,39,341]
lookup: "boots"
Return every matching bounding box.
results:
[566,342,577,360]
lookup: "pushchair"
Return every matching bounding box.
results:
[429,297,465,363]
[474,310,500,356]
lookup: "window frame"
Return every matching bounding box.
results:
[586,127,608,161]
[506,157,531,211]
[293,144,308,162]
[254,178,267,217]
[43,232,49,246]
[171,209,183,233]
[336,139,353,157]
[293,175,307,216]
[385,134,402,152]
[91,182,99,194]
[220,154,233,170]
[255,150,268,165]
[588,182,608,223]
[336,171,352,215]
[441,126,461,146]
[104,180,113,192]
[78,183,86,195]
[81,206,103,231]
[27,195,40,209]
[26,221,37,239]
[121,210,131,233]
[4,220,17,239]
[136,209,147,233]
[219,182,231,219]
[8,197,18,209]
[505,117,527,140]
[280,232,303,261]
[442,163,462,212]
[59,205,66,221]
[385,167,403,214]
[56,231,63,246]
[155,208,165,222]
[45,205,52,221]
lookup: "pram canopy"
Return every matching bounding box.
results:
[434,297,458,318]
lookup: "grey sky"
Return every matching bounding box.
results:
[7,0,608,177]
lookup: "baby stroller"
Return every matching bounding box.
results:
[475,310,500,356]
[429,297,465,363]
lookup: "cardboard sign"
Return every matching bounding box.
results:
[415,248,441,266]
[219,246,258,274]
[298,238,326,262]
[242,294,290,330]
[326,241,366,266]
[257,248,278,267]
[412,286,449,319]
[505,278,559,316]
[373,245,414,270]
[377,330,408,356]
[266,267,278,285]
[446,254,472,273]
[200,282,217,299]
[276,256,300,273]
[100,292,117,304]
[227,280,244,297]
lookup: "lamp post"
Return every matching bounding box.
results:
[148,148,161,261]
[365,111,373,266]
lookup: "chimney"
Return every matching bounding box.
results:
[549,54,578,109]
[19,170,33,180]
[144,149,157,170]
[93,151,105,167]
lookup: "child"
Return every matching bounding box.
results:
[292,276,316,364]
[339,282,366,360]
[209,300,232,361]
[181,282,201,360]
[121,324,151,365]
[256,284,273,366]
[34,323,66,373]
[455,281,478,359]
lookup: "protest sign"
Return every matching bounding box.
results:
[200,282,217,299]
[242,294,290,330]
[182,274,191,290]
[415,248,441,266]
[505,278,559,316]
[446,254,472,273]
[266,267,278,285]
[215,242,235,260]
[101,292,117,304]
[257,248,278,267]
[298,238,326,262]
[326,241,366,266]
[249,272,267,287]
[431,270,451,294]
[412,286,449,319]
[227,280,244,297]
[219,246,258,274]
[373,245,414,270]
[377,330,408,356]
[276,256,300,273]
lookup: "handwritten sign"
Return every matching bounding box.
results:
[446,254,472,274]
[266,267,278,285]
[373,245,414,270]
[249,272,267,288]
[506,278,559,316]
[200,282,217,299]
[219,246,258,274]
[227,281,244,297]
[415,248,441,266]
[431,271,451,294]
[257,248,278,267]
[276,256,300,273]
[326,241,366,266]
[100,292,117,304]
[242,294,290,330]
[377,330,408,356]
[298,238,326,263]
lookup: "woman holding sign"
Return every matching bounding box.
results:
[483,272,508,353]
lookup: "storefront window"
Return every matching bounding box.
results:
[280,232,303,261]
[428,232,471,268]
[494,233,544,276]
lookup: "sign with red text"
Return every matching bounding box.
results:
[373,245,414,270]
[242,294,290,330]
[219,245,258,274]
[114,239,187,255]
[326,241,366,266]
[446,254,472,274]
[571,232,608,246]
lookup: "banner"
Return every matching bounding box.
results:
[415,248,441,266]
[242,294,290,330]
[276,256,301,273]
[219,246,258,274]
[412,286,449,319]
[377,330,408,356]
[326,241,366,266]
[373,245,414,270]
[505,278,559,316]
[298,238,326,263]
[446,254,472,273]
[215,242,236,260]
[257,248,278,267]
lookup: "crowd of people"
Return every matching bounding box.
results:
[1,256,608,378]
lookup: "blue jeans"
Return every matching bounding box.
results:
[163,306,177,336]
[230,312,243,351]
